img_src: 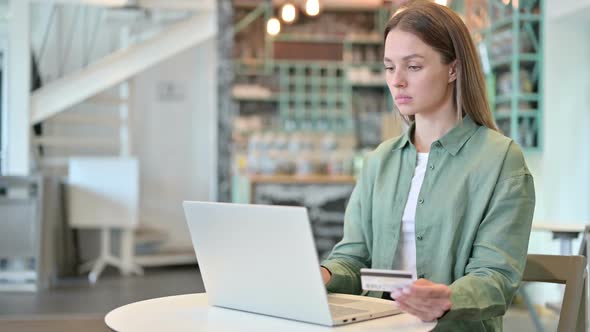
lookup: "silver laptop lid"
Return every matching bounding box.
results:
[183,201,333,326]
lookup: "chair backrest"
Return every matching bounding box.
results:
[523,254,587,332]
[67,157,139,229]
[579,225,590,257]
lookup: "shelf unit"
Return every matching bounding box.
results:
[475,0,544,150]
[232,4,395,145]
[277,62,352,131]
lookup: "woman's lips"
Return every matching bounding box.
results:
[395,95,413,104]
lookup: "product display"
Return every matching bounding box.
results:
[231,3,395,179]
[466,0,543,149]
[244,131,355,176]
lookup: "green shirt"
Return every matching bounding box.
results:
[321,116,535,331]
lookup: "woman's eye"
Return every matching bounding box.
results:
[408,66,422,71]
[385,67,394,72]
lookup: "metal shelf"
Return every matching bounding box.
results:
[491,53,540,68]
[275,34,344,44]
[485,13,541,32]
[232,95,279,102]
[343,37,382,45]
[480,0,544,150]
[349,81,387,88]
[494,109,538,120]
[495,93,540,105]
[347,62,384,69]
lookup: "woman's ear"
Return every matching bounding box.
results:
[448,60,458,83]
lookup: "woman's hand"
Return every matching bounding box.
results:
[390,278,452,322]
[321,267,331,285]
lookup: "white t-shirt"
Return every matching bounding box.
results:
[392,152,429,277]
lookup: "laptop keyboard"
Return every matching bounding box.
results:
[329,304,368,317]
[328,296,399,319]
[328,297,359,305]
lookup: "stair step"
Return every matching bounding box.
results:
[83,94,128,107]
[51,113,122,127]
[33,137,119,149]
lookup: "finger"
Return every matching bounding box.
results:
[395,300,429,318]
[390,287,414,302]
[393,285,449,303]
[398,296,451,317]
[400,295,451,310]
[396,295,447,314]
[396,296,434,316]
[398,298,444,322]
[413,278,434,286]
[410,284,451,299]
[396,299,438,322]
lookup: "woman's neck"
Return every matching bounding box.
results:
[413,104,459,153]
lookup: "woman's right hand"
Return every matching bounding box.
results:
[321,267,331,285]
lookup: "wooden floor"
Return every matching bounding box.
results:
[0,315,110,332]
[0,265,204,332]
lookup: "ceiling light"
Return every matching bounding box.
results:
[266,17,281,36]
[305,0,321,17]
[281,3,297,23]
[434,0,448,6]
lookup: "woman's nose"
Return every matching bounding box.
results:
[391,71,407,88]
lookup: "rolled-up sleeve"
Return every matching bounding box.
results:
[440,142,536,321]
[321,156,374,295]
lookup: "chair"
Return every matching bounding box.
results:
[0,175,44,291]
[578,226,590,330]
[522,254,587,332]
[67,157,143,283]
[578,226,590,257]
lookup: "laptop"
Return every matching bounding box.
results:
[182,201,401,326]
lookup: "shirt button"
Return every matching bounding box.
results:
[418,274,425,279]
[429,164,434,170]
[418,198,424,204]
[417,235,424,241]
[435,142,442,147]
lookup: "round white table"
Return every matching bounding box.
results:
[105,293,436,332]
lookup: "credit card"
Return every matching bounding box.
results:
[360,268,414,292]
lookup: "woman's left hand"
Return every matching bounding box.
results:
[390,278,452,322]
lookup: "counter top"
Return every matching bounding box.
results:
[248,174,356,184]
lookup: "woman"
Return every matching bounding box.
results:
[320,1,535,331]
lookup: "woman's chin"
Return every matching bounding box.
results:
[397,107,417,117]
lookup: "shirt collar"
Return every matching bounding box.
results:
[391,115,480,156]
[391,128,411,151]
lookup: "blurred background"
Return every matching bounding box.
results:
[0,0,589,331]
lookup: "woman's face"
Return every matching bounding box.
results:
[384,28,456,118]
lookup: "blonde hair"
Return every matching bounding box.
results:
[384,0,498,130]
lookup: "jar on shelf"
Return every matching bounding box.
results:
[275,150,295,175]
[296,151,314,176]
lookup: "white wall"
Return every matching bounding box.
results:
[132,38,217,249]
[524,2,590,303]
[547,0,590,21]
[527,14,590,223]
[0,9,7,175]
